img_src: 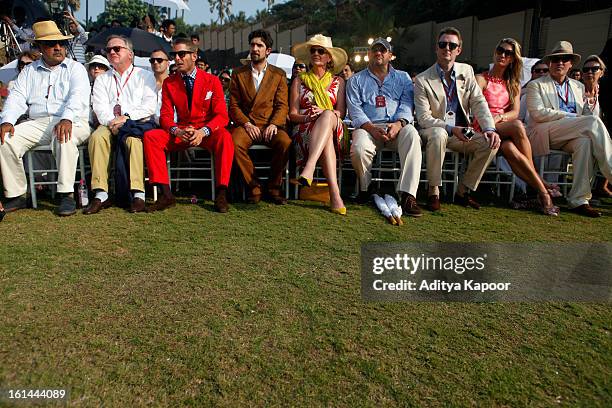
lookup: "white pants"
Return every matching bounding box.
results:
[0,117,90,198]
[350,124,422,196]
[533,115,612,208]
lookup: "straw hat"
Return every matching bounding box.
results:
[31,21,73,41]
[291,34,347,75]
[85,55,110,70]
[240,54,251,65]
[543,41,581,66]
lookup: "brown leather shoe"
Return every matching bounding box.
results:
[266,186,287,205]
[82,198,112,215]
[129,197,146,213]
[214,188,229,213]
[427,195,441,212]
[400,192,423,217]
[454,193,480,209]
[146,195,176,212]
[570,204,602,218]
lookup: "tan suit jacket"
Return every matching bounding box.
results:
[526,75,588,156]
[229,64,288,128]
[414,62,494,132]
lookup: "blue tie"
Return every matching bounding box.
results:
[183,75,194,109]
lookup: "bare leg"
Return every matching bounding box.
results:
[319,132,344,209]
[299,111,337,180]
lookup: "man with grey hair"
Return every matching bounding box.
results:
[86,35,157,214]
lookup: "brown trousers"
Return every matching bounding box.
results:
[232,126,291,194]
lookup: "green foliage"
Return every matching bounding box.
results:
[95,0,149,27]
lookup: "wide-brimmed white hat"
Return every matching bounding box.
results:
[291,34,347,75]
[31,21,73,41]
[85,55,110,69]
[543,41,581,66]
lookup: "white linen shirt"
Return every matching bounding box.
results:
[92,65,157,126]
[251,62,268,93]
[1,58,90,126]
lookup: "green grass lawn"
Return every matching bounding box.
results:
[0,198,610,407]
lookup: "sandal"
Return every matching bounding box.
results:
[538,192,560,216]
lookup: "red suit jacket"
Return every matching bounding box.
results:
[160,69,228,132]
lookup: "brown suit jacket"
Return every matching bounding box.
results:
[229,63,288,129]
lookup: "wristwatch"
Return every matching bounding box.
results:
[399,118,409,127]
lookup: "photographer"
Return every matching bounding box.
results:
[64,10,88,64]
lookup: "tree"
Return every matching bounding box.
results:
[95,0,148,27]
[208,0,233,24]
[262,0,275,11]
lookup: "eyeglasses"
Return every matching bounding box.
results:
[293,63,306,69]
[104,46,127,54]
[310,47,327,55]
[220,77,230,82]
[17,60,32,69]
[438,41,459,51]
[38,40,68,48]
[89,64,107,71]
[495,46,514,57]
[582,66,602,73]
[549,55,572,63]
[533,68,549,74]
[170,50,194,59]
[149,57,168,64]
[371,45,388,54]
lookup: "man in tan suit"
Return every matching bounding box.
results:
[230,29,291,205]
[527,41,612,217]
[414,27,500,211]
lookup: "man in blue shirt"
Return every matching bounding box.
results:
[347,38,423,217]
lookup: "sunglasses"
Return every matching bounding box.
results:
[371,45,388,54]
[495,46,514,57]
[533,68,549,74]
[221,77,230,82]
[310,47,327,55]
[438,41,459,51]
[149,57,168,64]
[582,66,601,73]
[549,55,572,63]
[170,50,194,59]
[38,40,68,48]
[89,63,107,71]
[293,63,306,69]
[104,46,127,54]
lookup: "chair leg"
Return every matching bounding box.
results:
[26,151,37,209]
[210,155,215,200]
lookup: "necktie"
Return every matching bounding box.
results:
[183,75,194,109]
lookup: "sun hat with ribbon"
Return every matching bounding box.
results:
[31,20,73,41]
[291,34,347,75]
[543,41,581,66]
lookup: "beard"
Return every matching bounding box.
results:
[250,52,266,63]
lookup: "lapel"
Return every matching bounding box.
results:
[190,69,203,120]
[569,78,584,113]
[240,66,257,104]
[454,64,468,112]
[425,65,447,113]
[252,66,275,107]
[543,76,560,110]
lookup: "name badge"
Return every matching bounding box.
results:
[375,95,386,108]
[445,111,456,127]
[113,104,122,117]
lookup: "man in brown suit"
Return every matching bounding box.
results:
[230,29,291,204]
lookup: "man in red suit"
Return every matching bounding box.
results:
[144,38,234,212]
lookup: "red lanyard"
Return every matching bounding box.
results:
[442,79,455,105]
[113,65,135,100]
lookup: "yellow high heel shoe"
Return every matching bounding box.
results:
[297,175,312,187]
[330,206,347,216]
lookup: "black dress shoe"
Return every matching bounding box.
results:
[129,197,146,213]
[83,198,112,215]
[56,196,77,217]
[3,195,27,213]
[146,195,176,212]
[570,204,602,218]
[454,193,481,209]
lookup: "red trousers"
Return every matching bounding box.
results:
[143,128,234,187]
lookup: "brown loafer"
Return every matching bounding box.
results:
[129,197,146,213]
[427,195,441,212]
[570,204,601,218]
[146,195,176,212]
[266,186,287,205]
[400,192,423,217]
[214,188,229,213]
[82,198,112,215]
[454,193,480,209]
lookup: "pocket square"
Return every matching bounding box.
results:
[205,91,213,100]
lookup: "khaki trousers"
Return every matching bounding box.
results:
[350,124,422,196]
[0,117,90,198]
[420,127,498,191]
[89,125,145,192]
[533,115,612,208]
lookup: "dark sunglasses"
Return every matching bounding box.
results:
[549,55,572,63]
[38,40,68,48]
[582,66,601,73]
[17,60,32,68]
[220,77,230,82]
[293,63,306,69]
[310,47,327,55]
[533,67,549,74]
[170,50,194,59]
[438,41,459,51]
[149,57,168,64]
[89,63,107,71]
[371,45,388,54]
[104,46,127,54]
[495,46,514,57]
